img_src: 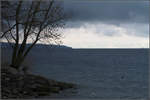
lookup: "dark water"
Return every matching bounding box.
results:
[30,49,149,99]
[2,46,149,99]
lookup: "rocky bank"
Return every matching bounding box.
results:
[1,66,76,99]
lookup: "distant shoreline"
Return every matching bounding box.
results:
[1,42,149,50]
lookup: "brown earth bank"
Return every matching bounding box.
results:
[1,66,76,99]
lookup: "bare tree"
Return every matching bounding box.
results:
[1,0,65,69]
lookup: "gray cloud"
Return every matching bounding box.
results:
[64,1,149,24]
[64,21,149,37]
[63,0,149,38]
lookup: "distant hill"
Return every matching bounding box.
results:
[1,42,72,49]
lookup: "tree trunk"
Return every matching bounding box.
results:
[10,1,23,69]
[11,43,19,69]
[10,39,38,69]
[11,44,26,69]
[11,53,25,69]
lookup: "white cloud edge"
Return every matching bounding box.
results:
[62,22,149,48]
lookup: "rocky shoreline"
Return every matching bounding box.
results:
[1,66,76,99]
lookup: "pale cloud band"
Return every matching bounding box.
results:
[62,22,149,48]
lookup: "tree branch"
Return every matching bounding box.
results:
[1,24,17,38]
[15,1,23,43]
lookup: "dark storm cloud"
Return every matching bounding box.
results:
[64,1,149,24]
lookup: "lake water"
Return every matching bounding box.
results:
[29,48,149,99]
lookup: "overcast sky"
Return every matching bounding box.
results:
[62,0,149,48]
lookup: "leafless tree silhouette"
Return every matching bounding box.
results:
[1,0,66,69]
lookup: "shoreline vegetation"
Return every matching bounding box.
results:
[1,66,76,99]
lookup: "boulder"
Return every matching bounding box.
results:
[2,66,18,75]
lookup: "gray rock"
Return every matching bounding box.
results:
[5,77,10,81]
[2,66,18,75]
